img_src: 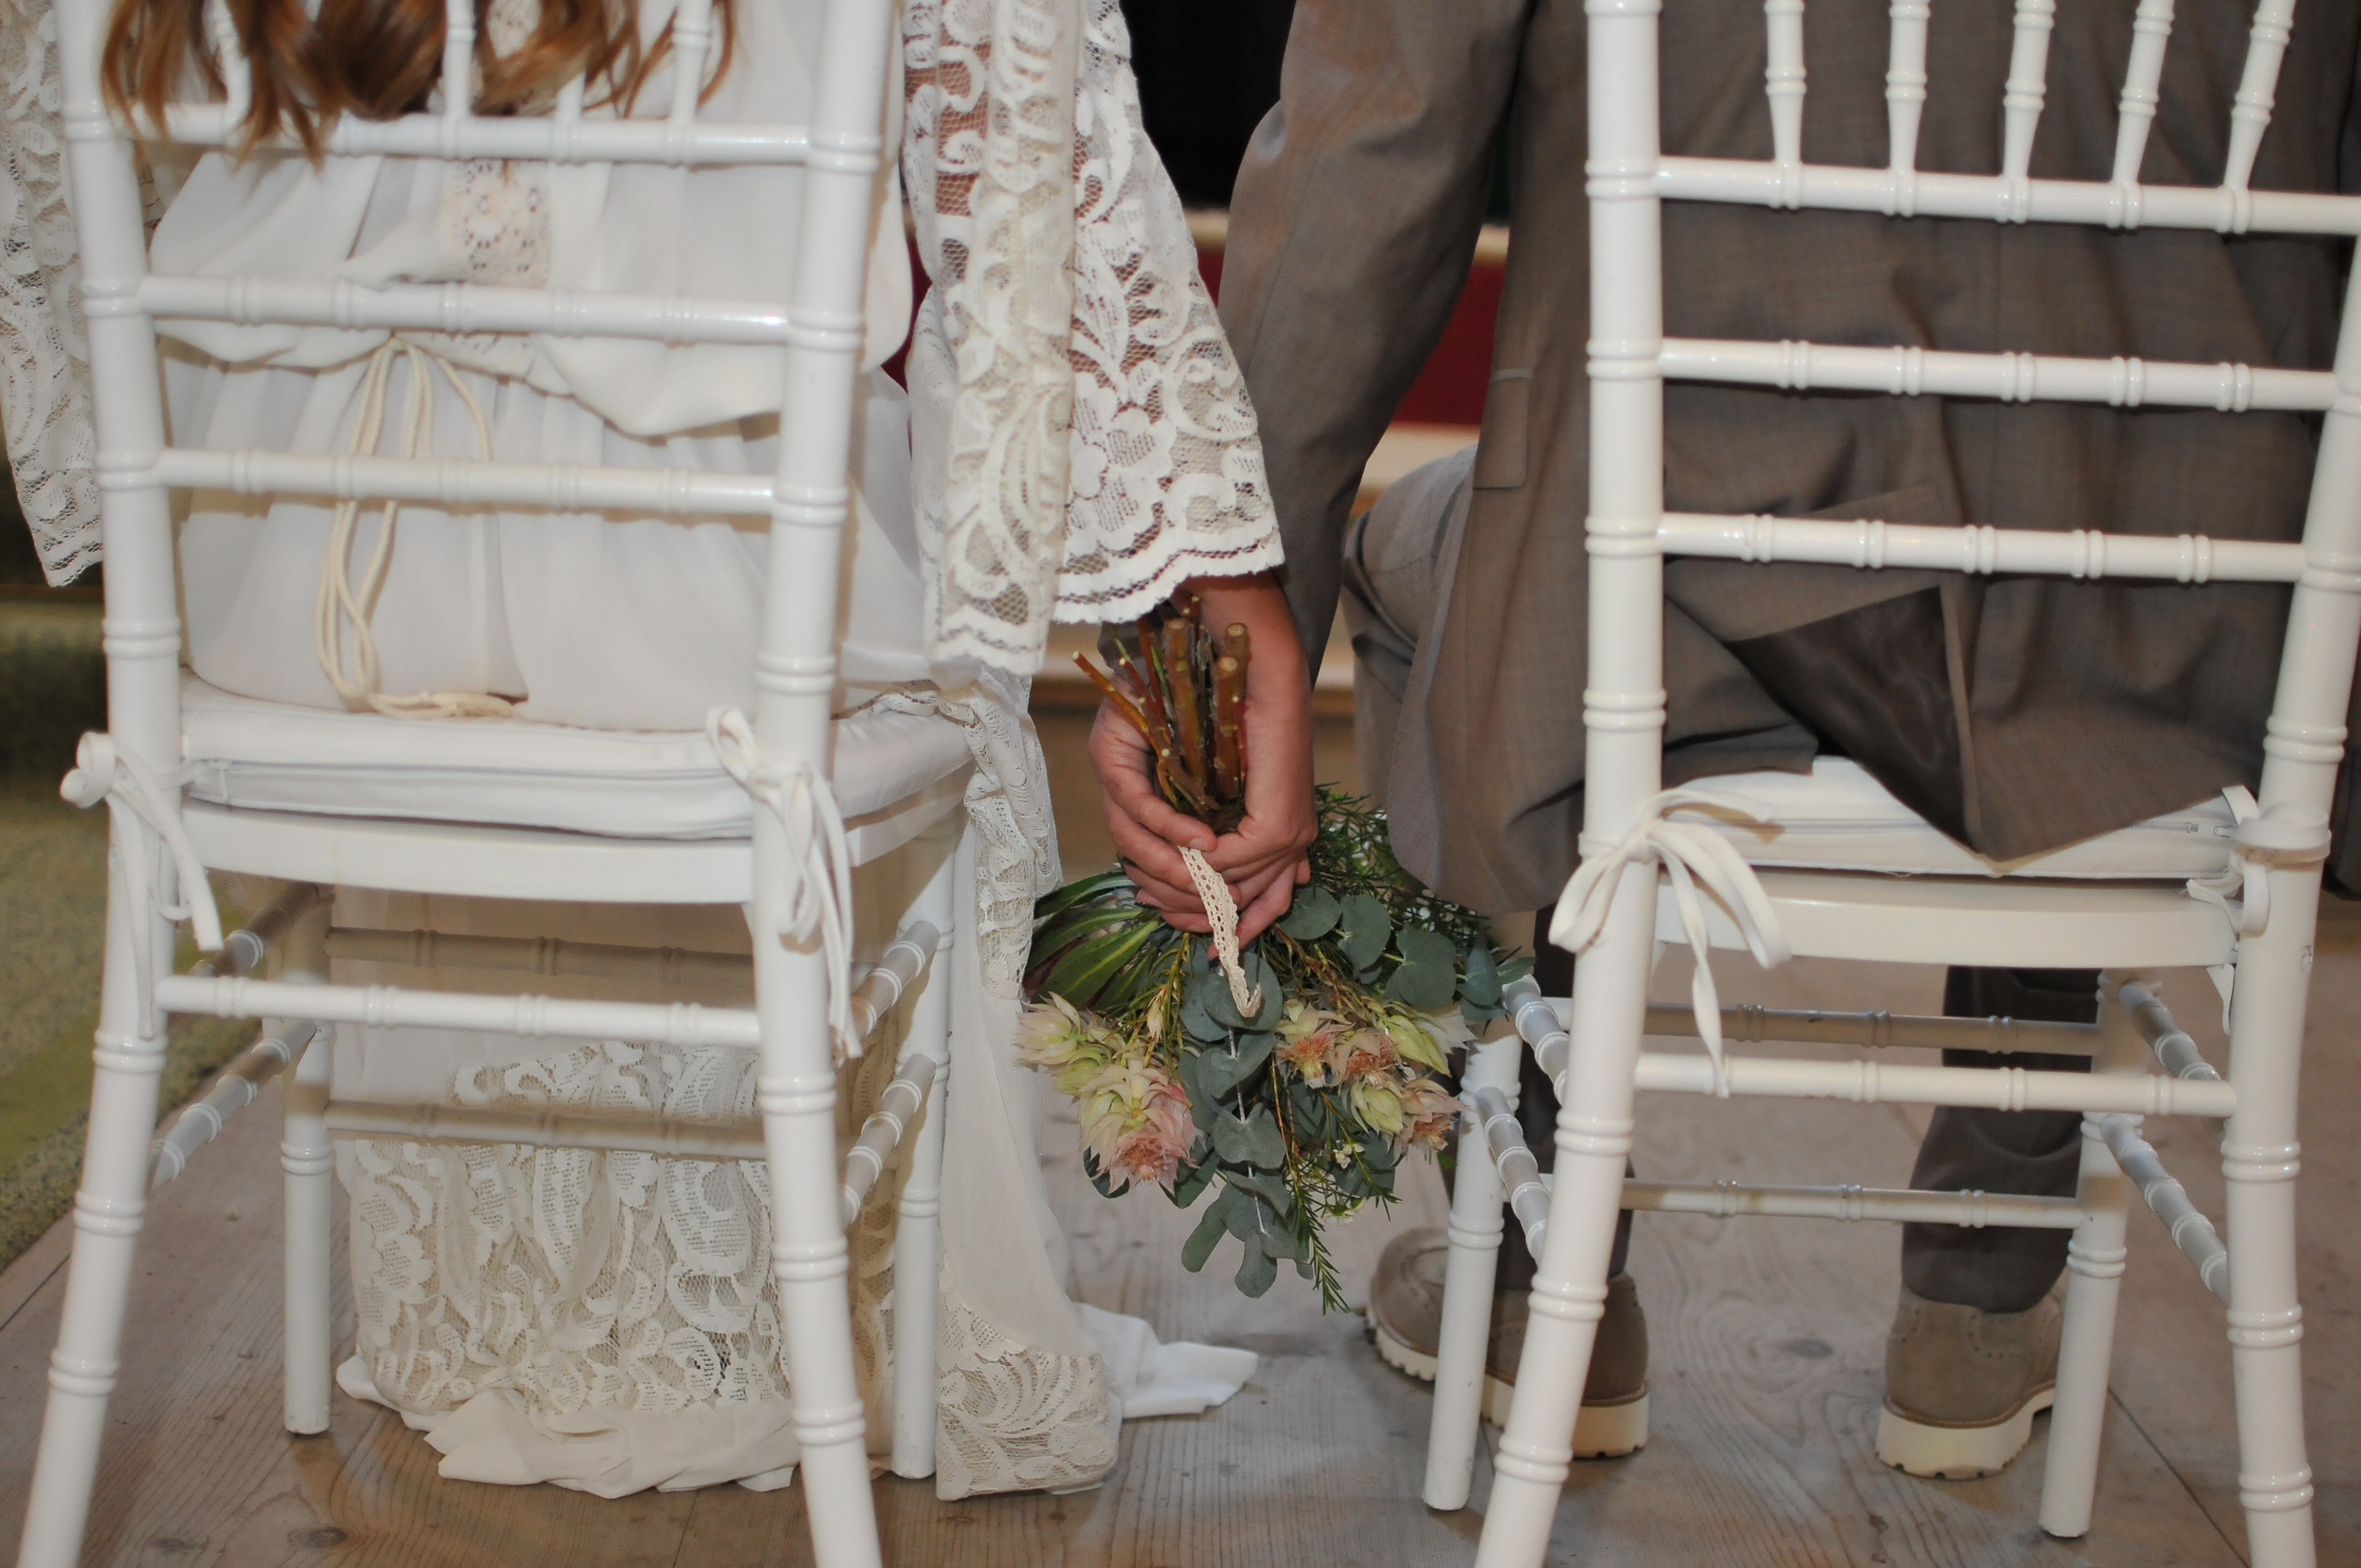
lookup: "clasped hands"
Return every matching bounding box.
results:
[1086,573,1318,943]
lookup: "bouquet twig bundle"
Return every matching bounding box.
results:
[1027,601,1528,1306]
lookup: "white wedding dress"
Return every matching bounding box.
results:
[0,0,1276,1501]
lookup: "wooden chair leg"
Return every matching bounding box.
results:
[279,906,334,1436]
[1475,882,1650,1568]
[2038,970,2148,1536]
[2222,879,2319,1568]
[1425,1028,1519,1510]
[890,832,958,1480]
[17,839,172,1567]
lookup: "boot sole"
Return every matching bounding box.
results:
[1875,1385,2056,1480]
[1370,1319,1650,1459]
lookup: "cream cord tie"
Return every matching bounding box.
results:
[314,339,515,720]
[2184,784,2332,1028]
[708,707,862,1062]
[61,732,225,1022]
[1181,845,1261,1016]
[1549,788,1791,1096]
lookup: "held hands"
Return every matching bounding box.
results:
[1087,574,1316,943]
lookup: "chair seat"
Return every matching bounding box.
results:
[179,673,974,849]
[1706,759,2236,880]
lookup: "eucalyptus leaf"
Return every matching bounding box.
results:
[1176,1050,1219,1131]
[1276,884,1342,940]
[1359,1133,1400,1173]
[1260,1220,1306,1262]
[1213,1106,1287,1168]
[1460,941,1502,1006]
[1181,1202,1227,1272]
[1204,950,1282,1031]
[1197,1031,1276,1097]
[1180,972,1230,1042]
[1228,1166,1295,1218]
[1216,1182,1263,1239]
[1385,951,1457,1011]
[1337,893,1392,972]
[1396,925,1456,971]
[1168,1154,1218,1208]
[1234,1240,1279,1297]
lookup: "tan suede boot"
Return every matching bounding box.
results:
[1876,1284,2063,1479]
[1367,1227,1649,1458]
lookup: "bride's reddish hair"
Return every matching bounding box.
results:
[102,0,735,156]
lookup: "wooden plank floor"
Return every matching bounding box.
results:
[0,939,2353,1566]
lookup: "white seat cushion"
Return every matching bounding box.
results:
[1702,759,2238,880]
[180,674,972,845]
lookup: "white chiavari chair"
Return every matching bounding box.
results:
[13,0,951,1560]
[1427,4,2343,1566]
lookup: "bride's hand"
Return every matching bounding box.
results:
[1087,573,1317,943]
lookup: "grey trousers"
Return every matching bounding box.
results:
[1353,453,2087,1313]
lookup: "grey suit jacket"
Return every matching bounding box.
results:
[1220,0,2361,913]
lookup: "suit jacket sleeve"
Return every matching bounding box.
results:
[1217,0,1529,666]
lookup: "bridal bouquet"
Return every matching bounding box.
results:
[1022,596,1527,1306]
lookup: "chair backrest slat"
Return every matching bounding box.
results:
[1884,0,1929,179]
[440,0,475,127]
[1764,0,1806,186]
[2110,0,2178,188]
[2226,0,2298,190]
[2001,0,2059,190]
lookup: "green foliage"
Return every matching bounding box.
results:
[1028,787,1524,1309]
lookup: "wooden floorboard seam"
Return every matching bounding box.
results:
[2107,1386,2251,1567]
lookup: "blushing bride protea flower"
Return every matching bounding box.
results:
[1394,1074,1461,1151]
[1017,995,1121,1096]
[1275,999,1348,1086]
[1076,1059,1201,1193]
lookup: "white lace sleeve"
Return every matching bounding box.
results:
[902,0,1280,673]
[0,0,99,585]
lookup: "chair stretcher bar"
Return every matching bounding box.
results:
[2101,1114,2231,1303]
[157,972,763,1048]
[1503,985,2233,1115]
[1642,1001,2097,1055]
[1633,1051,2233,1116]
[1466,1085,2084,1259]
[148,1019,318,1187]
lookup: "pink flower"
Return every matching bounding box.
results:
[1394,1074,1461,1152]
[1077,1061,1201,1192]
[1341,1029,1397,1082]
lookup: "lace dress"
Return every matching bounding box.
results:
[0,0,1275,1501]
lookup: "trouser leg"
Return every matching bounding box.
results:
[1902,967,2097,1313]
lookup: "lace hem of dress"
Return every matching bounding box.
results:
[0,0,99,585]
[935,1290,1117,1499]
[902,0,1280,674]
